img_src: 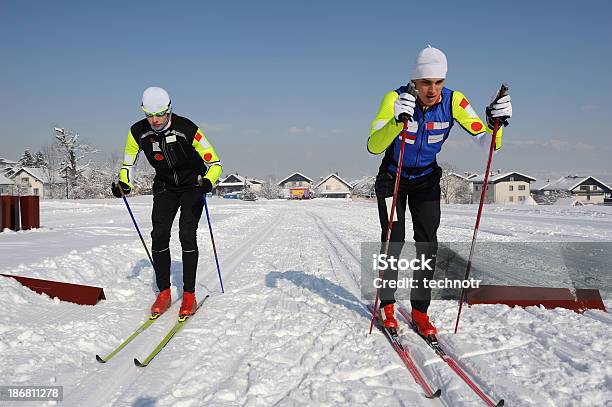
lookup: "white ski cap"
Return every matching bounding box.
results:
[411,45,447,80]
[141,87,171,113]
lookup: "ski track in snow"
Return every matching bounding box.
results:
[0,197,610,406]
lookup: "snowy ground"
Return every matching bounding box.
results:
[0,197,610,406]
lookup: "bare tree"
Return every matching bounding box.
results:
[41,141,60,198]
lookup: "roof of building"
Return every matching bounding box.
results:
[471,171,536,183]
[218,173,247,186]
[315,173,352,189]
[0,173,14,185]
[278,172,313,185]
[217,173,263,187]
[443,172,470,181]
[0,158,18,166]
[539,175,612,192]
[14,167,47,182]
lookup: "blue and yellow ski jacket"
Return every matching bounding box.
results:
[368,86,502,179]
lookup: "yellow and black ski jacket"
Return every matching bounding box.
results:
[119,114,222,190]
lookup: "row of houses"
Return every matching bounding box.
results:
[215,172,353,199]
[444,171,612,205]
[215,170,612,205]
[3,155,610,206]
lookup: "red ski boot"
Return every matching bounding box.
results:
[378,303,398,329]
[150,288,171,317]
[179,291,197,318]
[412,309,437,337]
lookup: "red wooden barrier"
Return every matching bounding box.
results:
[464,285,606,312]
[20,195,40,230]
[1,195,20,231]
[1,274,106,305]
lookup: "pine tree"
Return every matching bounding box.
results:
[33,151,46,168]
[19,149,36,167]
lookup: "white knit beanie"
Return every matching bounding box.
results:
[411,45,448,79]
[142,87,171,113]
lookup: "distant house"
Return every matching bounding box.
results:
[215,173,263,196]
[440,172,472,204]
[278,172,313,188]
[470,171,536,204]
[0,173,15,195]
[315,173,352,198]
[536,175,612,205]
[248,179,263,194]
[12,167,47,197]
[278,172,314,199]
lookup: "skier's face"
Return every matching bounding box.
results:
[413,78,445,106]
[146,113,169,129]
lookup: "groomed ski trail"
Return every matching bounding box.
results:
[63,204,288,406]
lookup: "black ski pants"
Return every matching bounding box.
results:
[375,166,442,313]
[151,186,204,293]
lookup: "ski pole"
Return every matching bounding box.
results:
[203,194,224,293]
[453,84,509,334]
[116,184,155,270]
[369,83,418,334]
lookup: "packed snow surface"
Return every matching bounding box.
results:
[0,197,610,406]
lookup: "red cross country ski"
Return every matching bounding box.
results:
[368,304,442,399]
[398,306,504,407]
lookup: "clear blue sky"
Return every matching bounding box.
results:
[1,0,611,181]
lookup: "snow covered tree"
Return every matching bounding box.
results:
[19,149,36,167]
[41,141,61,198]
[351,176,376,198]
[259,176,281,199]
[54,127,97,199]
[440,163,471,204]
[33,151,46,168]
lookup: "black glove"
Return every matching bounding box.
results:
[111,181,131,198]
[198,178,213,194]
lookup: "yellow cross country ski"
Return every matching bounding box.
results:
[96,309,167,363]
[134,295,210,367]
